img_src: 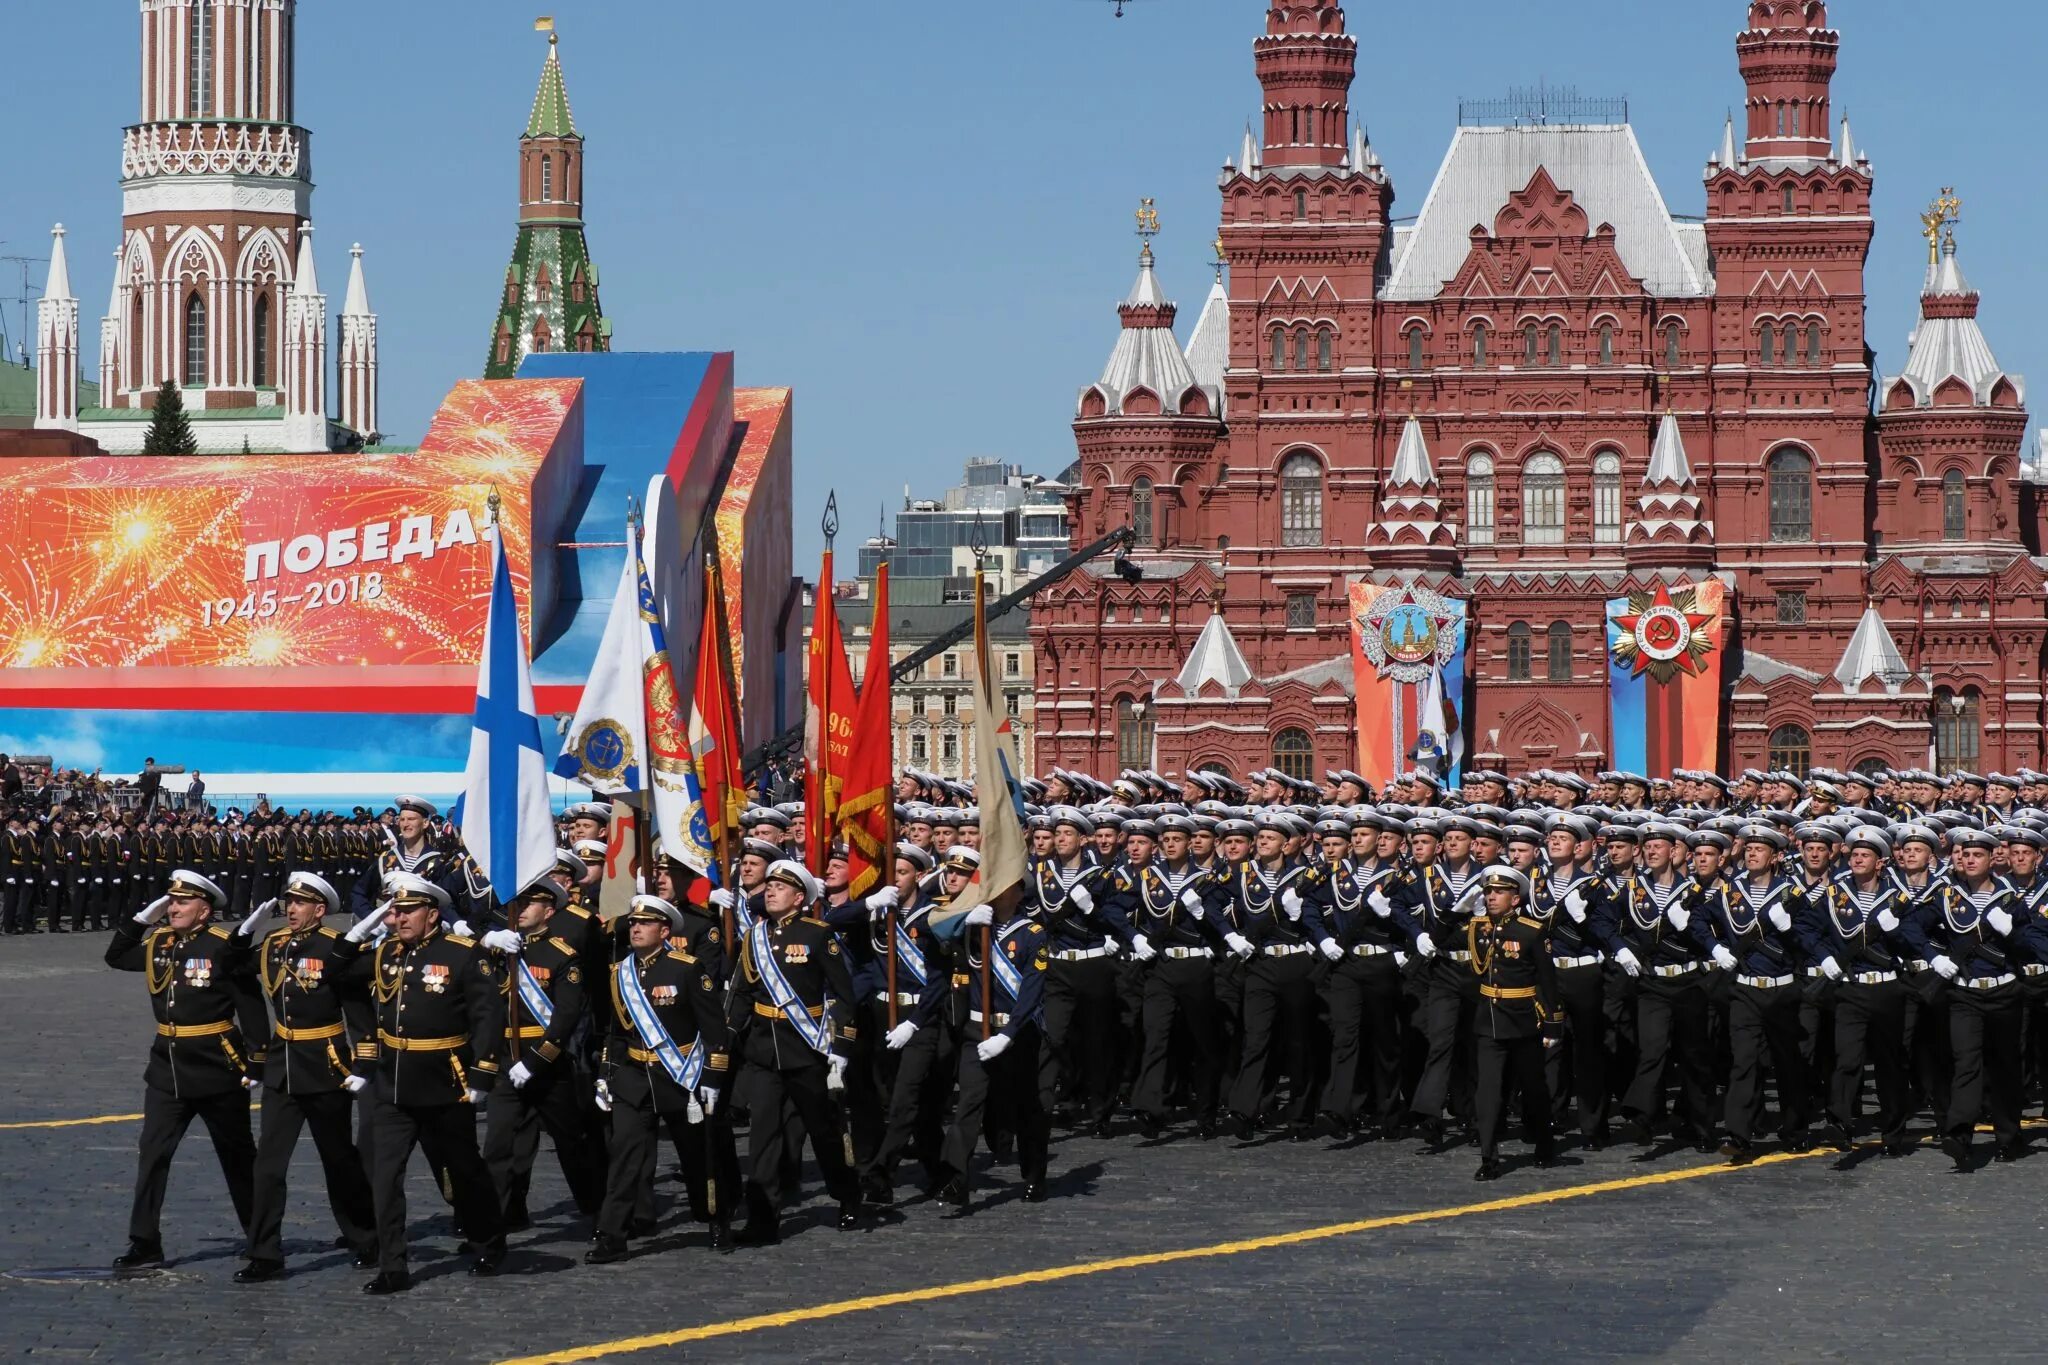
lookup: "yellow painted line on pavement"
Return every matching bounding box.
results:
[0,1112,143,1131]
[499,1149,1824,1365]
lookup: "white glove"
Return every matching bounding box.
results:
[1665,905,1690,932]
[1414,932,1438,960]
[826,1056,848,1094]
[1130,934,1156,963]
[345,901,392,943]
[1613,946,1643,978]
[1180,888,1206,917]
[1280,888,1304,921]
[1768,906,1793,934]
[450,919,474,939]
[1563,889,1588,923]
[1876,908,1900,933]
[885,1021,917,1050]
[465,1087,489,1106]
[236,898,277,937]
[508,1060,533,1089]
[1988,907,2014,936]
[1068,883,1094,913]
[1711,945,1738,971]
[1367,889,1393,918]
[1931,954,1959,981]
[697,1086,720,1115]
[482,928,524,955]
[977,1033,1011,1063]
[594,1080,613,1112]
[868,886,899,911]
[133,895,170,926]
[962,905,993,928]
[1103,934,1118,954]
[1394,951,1410,967]
[342,1073,368,1094]
[241,1075,259,1091]
[1318,938,1343,962]
[1224,932,1255,959]
[709,889,735,910]
[1819,957,1844,981]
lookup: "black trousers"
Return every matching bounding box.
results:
[66,877,90,932]
[1798,971,1838,1111]
[1546,961,1609,1137]
[1040,955,1122,1121]
[943,1030,1048,1190]
[1321,952,1404,1124]
[1410,963,1478,1122]
[866,1022,949,1187]
[1831,978,1910,1143]
[1904,968,1953,1118]
[1622,974,1715,1135]
[366,1097,502,1274]
[1134,954,1221,1122]
[128,1083,255,1247]
[247,1087,375,1261]
[739,1059,856,1222]
[1475,1032,1551,1160]
[1947,984,2023,1146]
[598,1099,739,1239]
[0,877,28,932]
[482,1072,607,1220]
[1724,982,1808,1143]
[1227,952,1318,1123]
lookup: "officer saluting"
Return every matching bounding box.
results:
[234,871,385,1282]
[104,869,264,1270]
[352,871,507,1294]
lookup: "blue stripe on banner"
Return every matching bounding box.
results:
[1606,598,1647,773]
[1443,603,1468,790]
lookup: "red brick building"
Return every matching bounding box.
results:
[1033,0,2042,783]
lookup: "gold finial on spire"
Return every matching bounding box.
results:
[1921,187,1961,264]
[1135,197,1160,242]
[1212,235,1227,283]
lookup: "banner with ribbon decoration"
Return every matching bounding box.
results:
[1347,581,1467,793]
[1605,578,1728,778]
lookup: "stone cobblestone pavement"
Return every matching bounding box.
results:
[6,932,2046,1362]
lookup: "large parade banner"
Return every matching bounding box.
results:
[1605,579,1728,777]
[1348,581,1467,792]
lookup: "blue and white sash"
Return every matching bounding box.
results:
[988,921,1025,1001]
[617,960,703,1089]
[514,959,555,1030]
[893,919,929,988]
[749,922,832,1056]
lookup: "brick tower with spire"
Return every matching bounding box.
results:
[486,26,610,379]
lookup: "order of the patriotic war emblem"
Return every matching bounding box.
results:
[1356,586,1459,684]
[1610,582,1716,684]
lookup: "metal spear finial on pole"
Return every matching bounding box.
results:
[822,490,840,550]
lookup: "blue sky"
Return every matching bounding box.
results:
[9,1,2041,565]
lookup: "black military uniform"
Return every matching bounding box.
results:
[352,879,506,1291]
[1218,841,1328,1137]
[589,897,739,1261]
[1025,829,1126,1134]
[1468,867,1559,1180]
[1113,850,1227,1135]
[1311,843,1410,1137]
[1,817,35,933]
[1394,845,1485,1140]
[1912,848,2026,1166]
[940,906,1051,1213]
[104,871,263,1266]
[239,873,378,1278]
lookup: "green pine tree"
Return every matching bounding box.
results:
[141,379,198,455]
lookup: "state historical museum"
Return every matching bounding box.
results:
[1032,1,2042,783]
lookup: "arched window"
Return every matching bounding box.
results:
[1506,622,1532,681]
[1933,688,1981,775]
[1316,327,1333,373]
[1294,328,1310,371]
[1783,186,1796,214]
[1522,452,1566,545]
[1760,324,1776,366]
[1294,189,1308,221]
[1592,451,1623,543]
[1782,323,1800,366]
[1546,324,1563,366]
[1131,477,1155,547]
[252,293,271,388]
[1524,323,1539,364]
[536,265,552,305]
[1598,323,1615,366]
[1472,322,1489,367]
[1767,723,1812,777]
[1272,727,1314,782]
[540,156,553,203]
[1767,448,1813,542]
[1775,103,1786,136]
[1665,324,1682,368]
[1272,328,1287,371]
[1942,469,1966,542]
[1116,696,1153,768]
[1546,622,1573,681]
[1408,328,1424,371]
[1280,452,1323,547]
[1466,454,1495,546]
[184,293,208,387]
[1806,324,1822,365]
[190,0,213,116]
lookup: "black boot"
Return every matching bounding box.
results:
[939,1176,971,1218]
[468,1238,508,1276]
[362,1270,412,1295]
[232,1258,286,1283]
[1942,1132,1973,1172]
[584,1234,630,1265]
[112,1240,164,1271]
[1474,1156,1503,1182]
[707,1220,734,1254]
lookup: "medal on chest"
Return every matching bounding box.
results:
[421,963,452,993]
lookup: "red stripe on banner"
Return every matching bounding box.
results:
[0,667,582,717]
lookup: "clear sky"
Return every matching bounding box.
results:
[8,1,2041,566]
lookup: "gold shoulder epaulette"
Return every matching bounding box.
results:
[1516,915,1545,930]
[666,947,697,964]
[207,924,231,939]
[445,933,476,947]
[317,926,341,939]
[547,935,575,954]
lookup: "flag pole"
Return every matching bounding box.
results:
[974,558,992,1043]
[704,552,736,949]
[485,485,522,1065]
[628,500,655,898]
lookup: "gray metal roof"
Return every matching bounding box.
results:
[1082,255,1206,418]
[1833,606,1910,691]
[1887,244,2022,408]
[1173,613,1252,696]
[1183,280,1230,400]
[1388,416,1435,489]
[1382,124,1708,301]
[1741,648,1823,688]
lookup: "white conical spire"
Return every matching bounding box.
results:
[1184,277,1229,398]
[35,224,79,431]
[283,225,330,450]
[1124,245,1164,307]
[1350,123,1371,174]
[1645,412,1695,487]
[44,224,71,301]
[1367,419,1454,555]
[1627,413,1710,554]
[343,243,371,316]
[1241,121,1261,175]
[105,246,123,318]
[1174,612,1253,696]
[1388,416,1435,489]
[292,224,319,296]
[1837,114,1857,165]
[1719,113,1738,168]
[1833,605,1910,692]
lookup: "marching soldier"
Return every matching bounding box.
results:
[860,844,959,1198]
[1216,812,1329,1139]
[1528,813,1611,1146]
[1310,810,1409,1140]
[1703,826,1812,1161]
[941,888,1052,1214]
[353,872,507,1294]
[234,871,384,1282]
[1605,824,1718,1149]
[1027,807,1128,1137]
[1467,866,1559,1181]
[1914,828,2026,1169]
[1393,815,1485,1147]
[104,869,264,1270]
[1803,827,1917,1155]
[1113,814,1229,1139]
[588,895,737,1262]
